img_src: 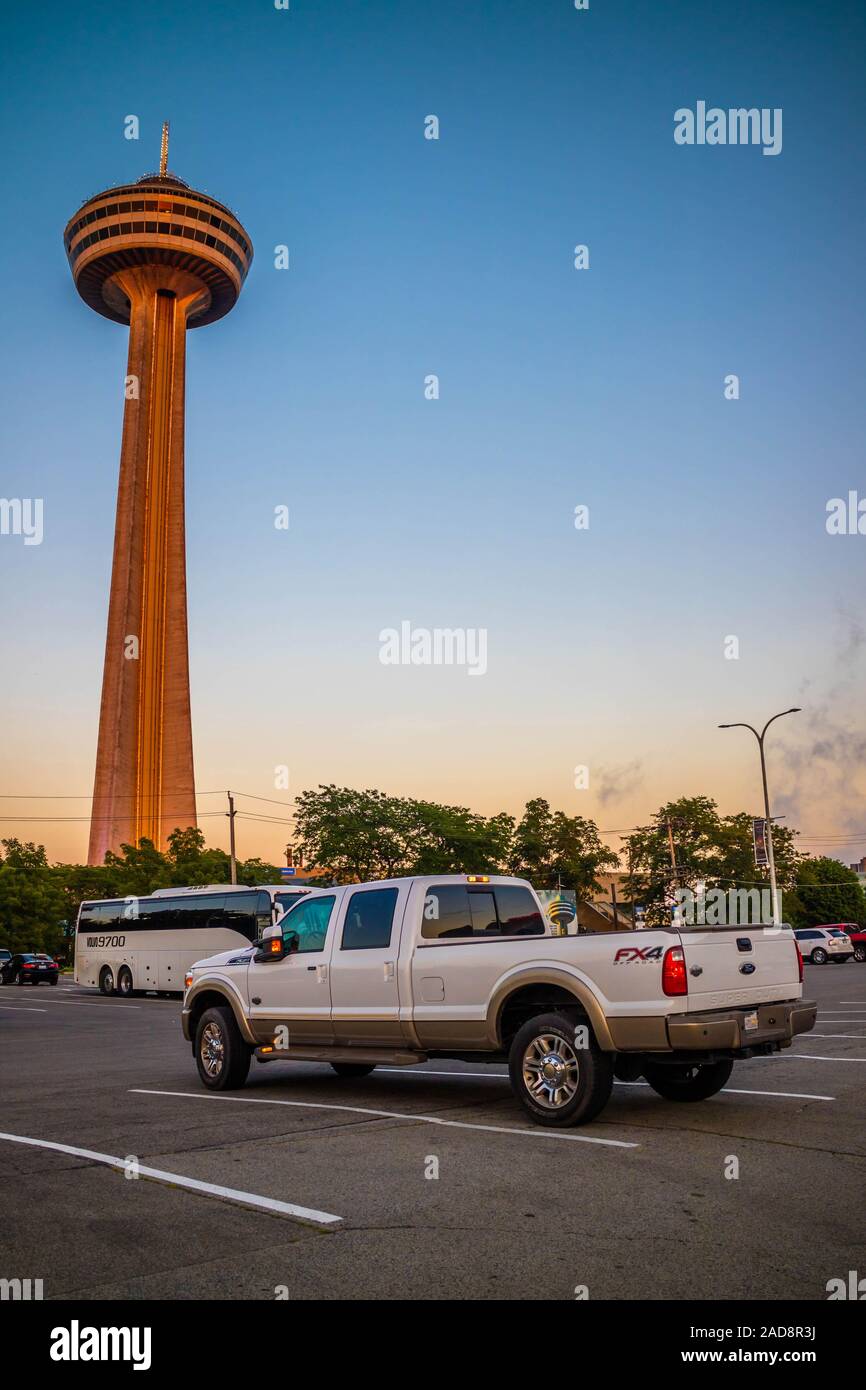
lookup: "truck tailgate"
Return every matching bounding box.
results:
[677,926,801,1011]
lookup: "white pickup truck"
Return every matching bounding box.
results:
[181,874,817,1127]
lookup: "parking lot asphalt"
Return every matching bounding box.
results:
[1,964,864,1301]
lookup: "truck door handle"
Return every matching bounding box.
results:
[384,961,395,981]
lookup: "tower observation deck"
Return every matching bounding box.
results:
[64,126,253,864]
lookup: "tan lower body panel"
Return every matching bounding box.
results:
[332,1018,410,1047]
[248,1017,333,1047]
[607,1016,671,1051]
[412,1018,492,1050]
[666,1000,817,1051]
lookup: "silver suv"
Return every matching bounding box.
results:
[794,928,854,965]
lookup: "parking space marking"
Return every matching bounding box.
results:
[374,1067,835,1101]
[0,1004,47,1013]
[130,1088,640,1148]
[612,1080,835,1100]
[35,999,143,1010]
[808,1033,866,1039]
[778,1053,866,1062]
[0,1130,343,1230]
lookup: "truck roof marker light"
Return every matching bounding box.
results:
[662,946,688,996]
[466,875,490,883]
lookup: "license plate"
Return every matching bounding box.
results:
[743,1010,759,1032]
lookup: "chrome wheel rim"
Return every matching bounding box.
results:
[523,1033,580,1109]
[201,1022,225,1078]
[119,972,131,995]
[102,968,114,993]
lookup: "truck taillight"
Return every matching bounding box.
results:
[794,940,803,983]
[662,946,687,996]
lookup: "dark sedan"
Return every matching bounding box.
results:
[1,953,59,986]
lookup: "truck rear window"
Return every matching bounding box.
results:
[422,885,545,940]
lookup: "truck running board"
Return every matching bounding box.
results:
[254,1045,428,1067]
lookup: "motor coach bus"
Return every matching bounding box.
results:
[74,883,314,997]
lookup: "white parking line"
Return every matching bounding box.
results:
[808,1033,866,1040]
[375,1067,835,1102]
[0,997,141,1011]
[40,1000,142,1010]
[613,1080,835,1100]
[0,1130,343,1230]
[778,1054,866,1062]
[0,1004,47,1013]
[130,1088,639,1148]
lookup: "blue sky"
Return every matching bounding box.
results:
[2,0,865,866]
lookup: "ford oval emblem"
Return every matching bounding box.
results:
[740,962,756,975]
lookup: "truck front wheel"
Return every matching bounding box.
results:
[643,1058,733,1102]
[195,1005,252,1091]
[508,1012,614,1127]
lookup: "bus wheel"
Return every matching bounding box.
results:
[195,1006,251,1091]
[118,967,134,997]
[99,966,115,996]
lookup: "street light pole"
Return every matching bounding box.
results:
[718,708,801,926]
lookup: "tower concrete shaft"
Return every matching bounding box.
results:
[88,268,204,864]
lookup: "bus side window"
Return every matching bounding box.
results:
[255,892,273,935]
[223,891,258,942]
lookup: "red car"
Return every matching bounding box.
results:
[829,924,866,963]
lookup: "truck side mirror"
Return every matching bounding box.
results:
[255,934,286,963]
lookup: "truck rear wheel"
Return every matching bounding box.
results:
[643,1058,733,1102]
[195,1005,251,1091]
[330,1063,376,1078]
[508,1011,613,1127]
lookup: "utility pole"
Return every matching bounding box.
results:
[227,790,237,885]
[719,708,801,927]
[611,879,620,928]
[664,818,678,872]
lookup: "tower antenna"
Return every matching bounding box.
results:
[159,121,170,176]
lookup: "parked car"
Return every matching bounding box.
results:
[1,952,60,986]
[183,873,816,1127]
[793,927,855,965]
[831,925,866,963]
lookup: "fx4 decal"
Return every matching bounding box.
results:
[614,945,663,963]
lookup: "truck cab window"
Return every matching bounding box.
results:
[341,888,398,950]
[281,895,335,953]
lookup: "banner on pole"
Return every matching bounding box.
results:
[753,818,769,869]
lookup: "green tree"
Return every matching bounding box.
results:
[622,797,800,926]
[294,786,411,881]
[509,798,619,895]
[0,839,67,954]
[786,857,866,929]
